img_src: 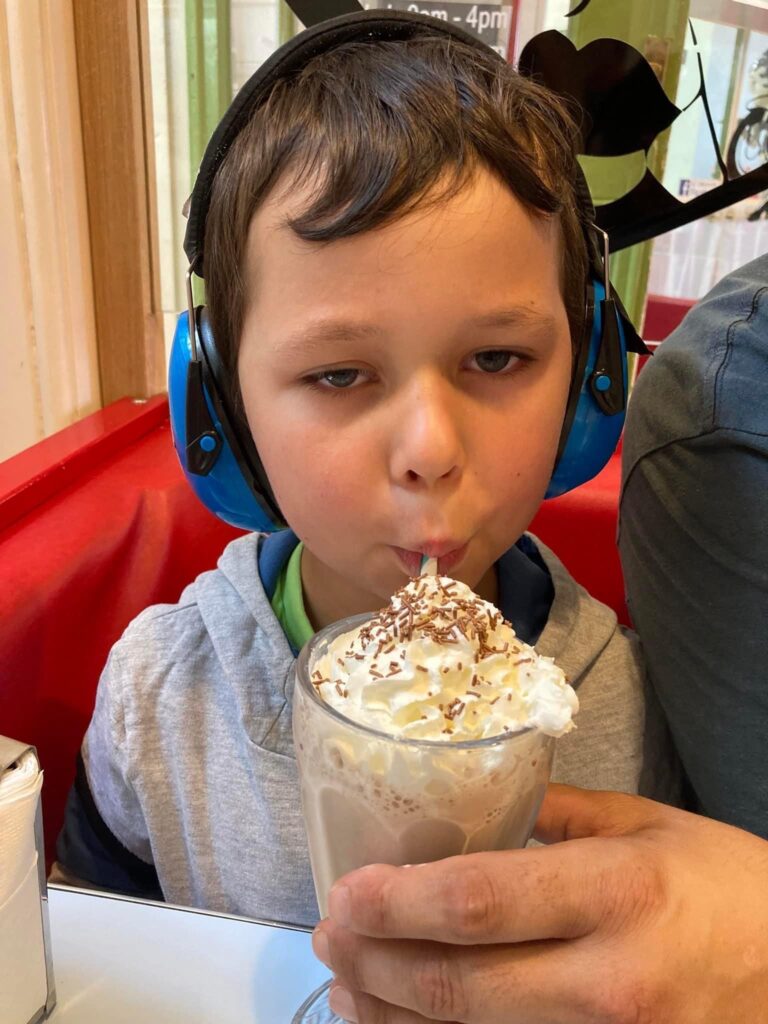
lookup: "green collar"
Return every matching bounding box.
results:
[270,541,314,651]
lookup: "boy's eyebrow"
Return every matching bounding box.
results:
[279,307,557,353]
[464,307,558,333]
[279,318,384,354]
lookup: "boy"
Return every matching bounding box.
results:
[54,13,679,926]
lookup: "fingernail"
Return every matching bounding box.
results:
[328,985,358,1022]
[328,883,351,926]
[312,927,331,967]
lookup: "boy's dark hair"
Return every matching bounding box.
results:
[205,33,589,416]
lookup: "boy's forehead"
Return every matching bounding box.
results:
[238,167,571,368]
[245,166,562,284]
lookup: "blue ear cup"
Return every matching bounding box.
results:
[545,278,628,499]
[168,308,285,532]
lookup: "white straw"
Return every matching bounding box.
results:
[420,555,438,575]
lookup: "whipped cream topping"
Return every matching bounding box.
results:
[311,574,578,741]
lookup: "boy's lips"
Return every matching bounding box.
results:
[391,542,469,576]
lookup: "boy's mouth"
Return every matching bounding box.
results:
[391,542,468,577]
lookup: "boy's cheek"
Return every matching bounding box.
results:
[266,449,375,535]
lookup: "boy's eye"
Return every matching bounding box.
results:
[315,368,361,389]
[472,350,519,373]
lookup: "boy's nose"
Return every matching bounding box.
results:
[389,378,465,489]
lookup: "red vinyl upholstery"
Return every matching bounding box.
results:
[0,396,625,868]
[529,450,626,625]
[0,397,242,867]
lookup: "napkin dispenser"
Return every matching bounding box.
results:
[0,736,57,1023]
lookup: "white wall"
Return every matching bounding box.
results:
[231,0,281,93]
[147,0,192,368]
[0,0,100,462]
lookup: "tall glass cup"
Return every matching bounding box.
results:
[291,614,556,1023]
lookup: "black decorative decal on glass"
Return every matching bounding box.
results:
[518,31,680,157]
[285,1,768,248]
[565,0,593,18]
[519,21,768,251]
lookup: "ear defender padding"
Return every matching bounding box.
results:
[169,307,285,532]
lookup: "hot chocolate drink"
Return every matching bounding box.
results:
[293,573,578,914]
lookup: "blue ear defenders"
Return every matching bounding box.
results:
[169,296,283,532]
[169,5,647,532]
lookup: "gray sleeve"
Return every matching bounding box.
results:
[82,644,154,863]
[550,624,682,807]
[619,430,768,838]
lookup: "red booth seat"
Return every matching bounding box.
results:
[529,452,626,625]
[0,397,624,868]
[0,398,242,867]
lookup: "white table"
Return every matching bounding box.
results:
[45,884,331,1022]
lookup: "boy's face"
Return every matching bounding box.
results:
[239,167,573,625]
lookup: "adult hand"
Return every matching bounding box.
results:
[312,784,768,1023]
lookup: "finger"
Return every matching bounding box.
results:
[533,784,667,845]
[326,838,644,944]
[322,923,608,1024]
[329,982,457,1024]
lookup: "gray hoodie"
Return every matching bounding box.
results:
[80,532,680,926]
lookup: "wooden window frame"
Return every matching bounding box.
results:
[73,0,164,404]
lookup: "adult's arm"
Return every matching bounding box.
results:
[314,785,768,1023]
[619,260,768,836]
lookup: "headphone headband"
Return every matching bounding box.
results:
[184,10,499,269]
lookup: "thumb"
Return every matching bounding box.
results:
[534,783,663,844]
